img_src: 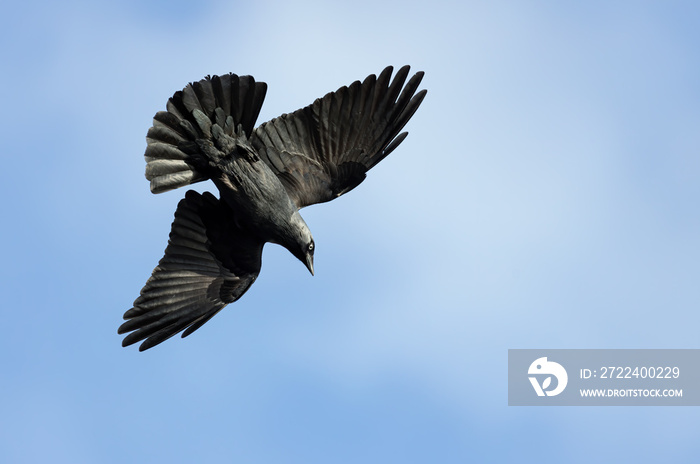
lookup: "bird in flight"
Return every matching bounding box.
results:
[119,65,427,351]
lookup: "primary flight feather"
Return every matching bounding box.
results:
[119,65,427,351]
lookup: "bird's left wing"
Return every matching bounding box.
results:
[119,190,264,351]
[251,65,426,208]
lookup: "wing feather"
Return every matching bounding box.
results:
[119,190,263,351]
[252,65,426,208]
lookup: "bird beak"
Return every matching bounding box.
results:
[305,253,314,276]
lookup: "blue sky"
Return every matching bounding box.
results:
[2,0,699,462]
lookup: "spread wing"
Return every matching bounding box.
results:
[119,190,264,351]
[251,65,427,208]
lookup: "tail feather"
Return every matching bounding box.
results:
[144,73,268,194]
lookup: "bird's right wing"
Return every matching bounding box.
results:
[251,65,426,209]
[119,190,264,351]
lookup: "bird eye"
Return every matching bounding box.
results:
[308,242,314,254]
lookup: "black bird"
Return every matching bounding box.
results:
[119,65,427,351]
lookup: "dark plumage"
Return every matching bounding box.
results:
[119,65,427,351]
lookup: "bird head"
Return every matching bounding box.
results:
[301,239,315,276]
[286,212,315,276]
[292,237,314,276]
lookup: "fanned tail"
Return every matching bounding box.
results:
[144,74,268,194]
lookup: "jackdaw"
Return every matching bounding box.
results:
[119,65,427,351]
